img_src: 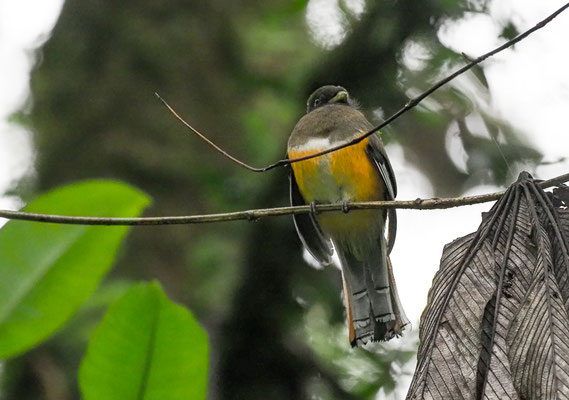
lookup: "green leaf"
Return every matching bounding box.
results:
[0,180,149,359]
[79,282,208,400]
[500,21,519,41]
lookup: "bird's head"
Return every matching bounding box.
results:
[306,85,353,113]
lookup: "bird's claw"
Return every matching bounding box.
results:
[310,201,320,215]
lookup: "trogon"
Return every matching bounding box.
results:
[287,85,408,346]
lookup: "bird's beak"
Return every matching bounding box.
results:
[330,90,348,103]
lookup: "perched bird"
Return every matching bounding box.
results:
[287,85,408,346]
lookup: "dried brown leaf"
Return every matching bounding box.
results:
[407,172,569,400]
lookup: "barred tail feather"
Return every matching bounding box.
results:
[338,239,407,346]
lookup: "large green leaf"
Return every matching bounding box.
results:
[0,180,149,359]
[79,282,209,400]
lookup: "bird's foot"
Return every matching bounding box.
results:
[310,201,320,215]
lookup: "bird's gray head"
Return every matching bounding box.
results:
[306,85,353,113]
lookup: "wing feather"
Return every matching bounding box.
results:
[366,134,398,254]
[289,168,334,266]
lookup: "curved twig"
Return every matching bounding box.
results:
[158,2,569,172]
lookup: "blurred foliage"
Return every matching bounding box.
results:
[500,21,519,41]
[303,305,417,399]
[79,282,208,400]
[0,181,148,400]
[0,183,207,400]
[0,181,148,359]
[4,0,544,398]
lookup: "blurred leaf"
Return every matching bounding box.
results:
[500,21,519,41]
[61,280,138,350]
[79,281,208,400]
[0,180,149,359]
[80,279,135,311]
[303,304,418,399]
[453,52,490,90]
[287,0,310,13]
[264,0,310,20]
[467,63,489,89]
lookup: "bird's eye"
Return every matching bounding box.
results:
[314,98,321,107]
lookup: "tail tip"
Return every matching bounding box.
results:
[350,316,409,346]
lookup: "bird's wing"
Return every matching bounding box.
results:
[366,133,398,255]
[289,165,334,266]
[366,133,397,198]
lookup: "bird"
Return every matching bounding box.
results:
[287,85,408,346]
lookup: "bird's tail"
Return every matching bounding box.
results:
[338,239,408,346]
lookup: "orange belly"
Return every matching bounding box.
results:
[289,138,383,203]
[289,138,384,243]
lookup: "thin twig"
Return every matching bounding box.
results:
[154,93,260,172]
[0,172,567,226]
[157,2,569,172]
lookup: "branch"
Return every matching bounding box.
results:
[1,172,567,226]
[157,2,569,172]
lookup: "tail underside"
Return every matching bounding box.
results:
[339,240,408,346]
